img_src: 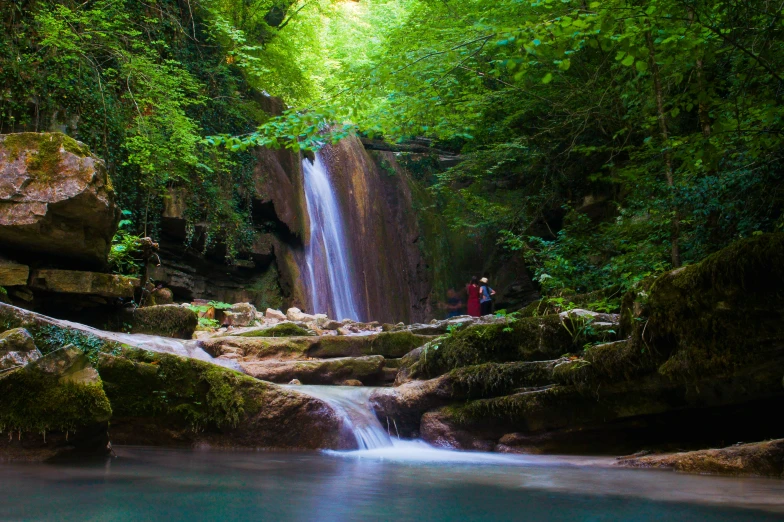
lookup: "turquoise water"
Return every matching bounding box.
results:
[1,446,783,521]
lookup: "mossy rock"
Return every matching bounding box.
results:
[235,323,315,337]
[517,300,550,318]
[0,351,112,436]
[449,360,560,400]
[552,339,658,391]
[240,355,385,385]
[96,347,348,449]
[646,233,784,380]
[2,132,90,182]
[415,316,585,378]
[200,335,315,359]
[121,305,198,339]
[97,348,258,429]
[0,303,122,360]
[307,331,435,359]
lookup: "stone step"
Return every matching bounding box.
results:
[241,355,385,385]
[383,357,404,369]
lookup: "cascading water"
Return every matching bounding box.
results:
[302,153,362,321]
[289,385,392,450]
[288,385,537,463]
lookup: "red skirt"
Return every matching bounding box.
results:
[467,298,481,317]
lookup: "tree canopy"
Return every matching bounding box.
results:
[3,0,782,295]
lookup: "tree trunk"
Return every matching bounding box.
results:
[646,30,682,268]
[696,58,711,138]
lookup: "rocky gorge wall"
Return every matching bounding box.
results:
[0,122,535,327]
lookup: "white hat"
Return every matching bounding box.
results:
[480,277,488,283]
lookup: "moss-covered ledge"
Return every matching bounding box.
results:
[96,346,350,449]
[411,315,615,379]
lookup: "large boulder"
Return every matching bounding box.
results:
[0,133,119,267]
[120,305,198,339]
[0,345,112,461]
[96,348,351,449]
[222,303,257,327]
[643,233,784,379]
[0,327,41,370]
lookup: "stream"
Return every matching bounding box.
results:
[1,446,783,521]
[3,308,784,520]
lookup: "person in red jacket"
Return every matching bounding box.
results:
[466,276,481,317]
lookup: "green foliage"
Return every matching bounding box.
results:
[27,324,120,363]
[1,0,332,262]
[309,0,784,297]
[108,211,142,276]
[198,317,221,329]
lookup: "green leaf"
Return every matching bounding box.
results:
[621,55,635,67]
[558,59,571,71]
[541,73,553,84]
[635,60,648,72]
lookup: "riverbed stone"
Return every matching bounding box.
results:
[231,323,316,338]
[222,303,257,327]
[200,335,316,360]
[286,307,315,322]
[307,331,436,359]
[0,132,120,267]
[420,410,495,451]
[265,308,287,321]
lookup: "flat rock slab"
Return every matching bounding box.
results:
[617,439,784,478]
[0,262,29,286]
[241,355,385,385]
[201,330,435,361]
[30,269,139,298]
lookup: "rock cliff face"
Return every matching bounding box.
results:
[0,125,529,326]
[311,138,433,323]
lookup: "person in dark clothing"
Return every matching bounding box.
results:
[479,277,496,316]
[445,288,464,318]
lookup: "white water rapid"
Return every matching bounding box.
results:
[302,153,362,322]
[288,384,600,464]
[289,385,392,449]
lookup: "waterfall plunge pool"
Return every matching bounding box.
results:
[2,446,783,521]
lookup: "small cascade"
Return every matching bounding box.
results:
[301,153,362,322]
[288,385,393,450]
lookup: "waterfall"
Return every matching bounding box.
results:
[289,385,392,450]
[302,153,362,321]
